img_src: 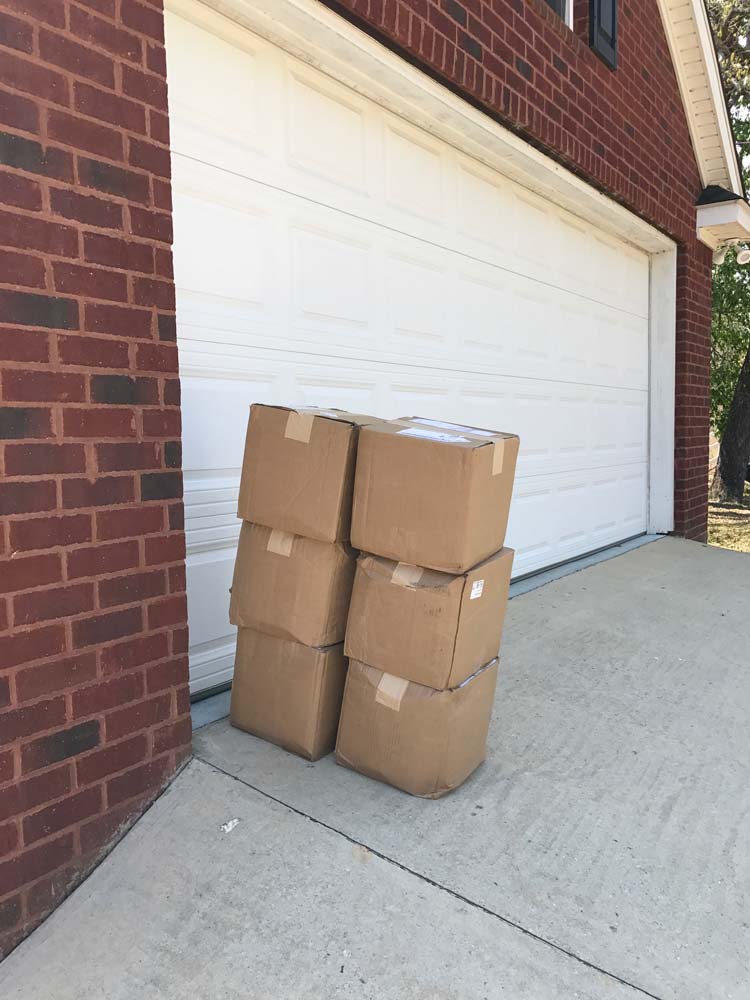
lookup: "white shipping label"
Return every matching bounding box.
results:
[470,579,484,600]
[397,428,470,443]
[411,417,497,438]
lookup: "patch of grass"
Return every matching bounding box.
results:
[708,483,750,552]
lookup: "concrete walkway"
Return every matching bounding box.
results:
[2,537,749,999]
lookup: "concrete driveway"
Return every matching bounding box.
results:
[2,537,749,999]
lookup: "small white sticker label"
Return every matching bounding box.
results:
[470,579,484,600]
[397,428,470,443]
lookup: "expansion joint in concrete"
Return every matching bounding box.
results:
[194,755,664,1000]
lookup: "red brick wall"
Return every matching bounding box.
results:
[0,0,190,957]
[324,0,714,540]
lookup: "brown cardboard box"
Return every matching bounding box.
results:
[345,547,513,689]
[336,658,498,797]
[237,404,377,542]
[230,522,356,646]
[351,417,520,572]
[230,628,347,761]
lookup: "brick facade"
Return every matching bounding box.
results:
[324,0,714,539]
[0,0,190,957]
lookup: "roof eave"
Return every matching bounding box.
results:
[657,0,744,197]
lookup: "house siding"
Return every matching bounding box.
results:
[323,0,714,539]
[0,0,190,958]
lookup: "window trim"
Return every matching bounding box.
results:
[544,0,575,28]
[589,0,618,70]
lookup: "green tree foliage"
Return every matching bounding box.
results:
[707,1,750,112]
[706,2,750,498]
[711,248,750,439]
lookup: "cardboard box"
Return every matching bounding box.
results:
[230,522,356,646]
[351,416,520,572]
[336,658,498,798]
[237,404,377,542]
[230,628,347,761]
[345,547,513,689]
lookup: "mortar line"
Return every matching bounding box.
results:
[194,754,665,1000]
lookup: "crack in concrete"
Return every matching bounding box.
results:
[193,754,665,1000]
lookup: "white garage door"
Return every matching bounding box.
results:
[166,8,650,693]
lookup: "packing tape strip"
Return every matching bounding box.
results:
[284,411,314,443]
[375,672,410,712]
[390,562,423,587]
[492,438,505,476]
[266,529,294,557]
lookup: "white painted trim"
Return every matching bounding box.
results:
[696,198,750,250]
[656,0,743,196]
[167,0,678,538]
[648,249,677,534]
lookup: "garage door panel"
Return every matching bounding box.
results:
[183,489,238,552]
[173,156,648,393]
[293,227,372,329]
[173,193,269,305]
[456,161,521,258]
[169,22,648,327]
[179,347,646,479]
[166,8,652,691]
[508,465,648,576]
[180,375,263,476]
[287,69,369,193]
[185,546,237,692]
[178,358,647,484]
[384,122,446,222]
[385,253,449,347]
[455,383,648,479]
[455,160,649,320]
[167,13,272,177]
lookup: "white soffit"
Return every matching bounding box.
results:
[172,0,674,253]
[657,0,743,195]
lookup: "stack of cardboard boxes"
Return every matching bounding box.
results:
[229,403,374,760]
[337,417,519,798]
[229,406,519,797]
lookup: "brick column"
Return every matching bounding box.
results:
[0,0,190,957]
[674,238,714,541]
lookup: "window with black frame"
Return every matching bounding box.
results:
[590,0,618,69]
[541,0,618,71]
[544,0,567,16]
